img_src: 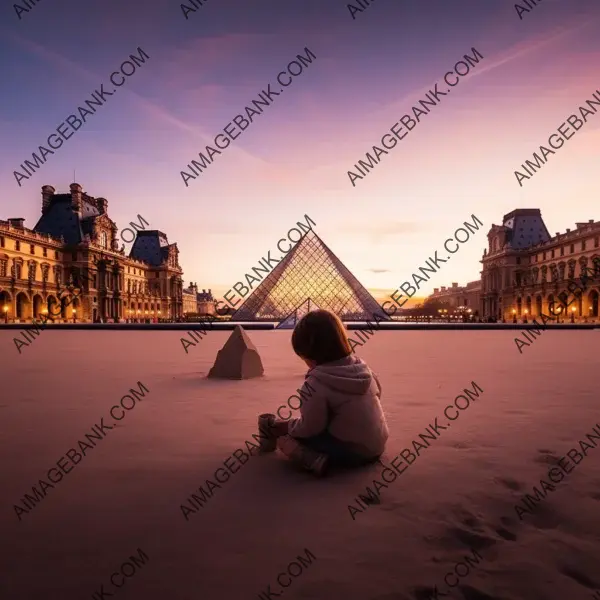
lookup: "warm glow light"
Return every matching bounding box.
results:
[524,309,528,314]
[572,307,576,312]
[72,308,76,314]
[2,305,8,313]
[512,309,516,314]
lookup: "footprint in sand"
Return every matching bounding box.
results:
[558,565,597,589]
[451,441,471,449]
[457,584,500,600]
[525,503,562,530]
[534,448,561,466]
[496,477,525,492]
[494,526,517,542]
[447,505,484,530]
[412,585,441,600]
[446,525,497,552]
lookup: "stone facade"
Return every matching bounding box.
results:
[427,208,600,322]
[0,183,184,323]
[481,209,600,321]
[429,280,481,312]
[183,282,217,316]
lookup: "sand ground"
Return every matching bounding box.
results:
[1,329,600,600]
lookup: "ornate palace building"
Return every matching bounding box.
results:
[429,281,481,312]
[182,282,217,316]
[0,183,184,323]
[427,208,600,321]
[481,209,599,321]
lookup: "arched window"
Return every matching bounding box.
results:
[100,231,108,248]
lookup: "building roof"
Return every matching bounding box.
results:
[34,194,94,245]
[130,230,172,267]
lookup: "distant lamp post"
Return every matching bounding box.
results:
[72,308,77,323]
[571,306,576,323]
[512,308,517,324]
[523,308,528,324]
[3,305,8,323]
[555,305,563,323]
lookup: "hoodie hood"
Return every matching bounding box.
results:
[309,354,373,395]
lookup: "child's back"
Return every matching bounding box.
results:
[296,354,389,458]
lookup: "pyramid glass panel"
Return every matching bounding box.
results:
[276,298,320,329]
[232,231,387,321]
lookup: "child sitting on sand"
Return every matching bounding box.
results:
[258,309,389,476]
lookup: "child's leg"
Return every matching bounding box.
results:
[297,433,380,468]
[276,435,328,476]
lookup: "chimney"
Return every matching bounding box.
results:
[8,218,25,228]
[433,288,439,294]
[589,219,594,224]
[97,197,108,215]
[441,286,446,292]
[70,183,83,214]
[41,185,55,214]
[566,228,570,233]
[452,282,458,288]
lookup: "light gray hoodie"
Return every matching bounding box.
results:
[288,354,389,458]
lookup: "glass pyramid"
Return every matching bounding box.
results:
[276,298,320,329]
[231,230,386,321]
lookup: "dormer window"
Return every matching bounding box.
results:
[100,231,108,249]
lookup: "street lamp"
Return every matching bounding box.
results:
[523,308,528,324]
[3,305,8,323]
[555,305,563,323]
[72,308,77,323]
[571,305,576,323]
[512,308,517,324]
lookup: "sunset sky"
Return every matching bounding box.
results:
[1,0,599,304]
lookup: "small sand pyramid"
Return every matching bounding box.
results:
[208,325,264,379]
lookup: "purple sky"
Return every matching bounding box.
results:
[1,0,599,302]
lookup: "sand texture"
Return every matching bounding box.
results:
[1,329,600,600]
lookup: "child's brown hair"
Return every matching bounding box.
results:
[291,309,352,365]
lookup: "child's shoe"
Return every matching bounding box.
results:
[276,435,329,476]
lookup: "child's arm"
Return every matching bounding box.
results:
[372,371,382,397]
[287,378,328,438]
